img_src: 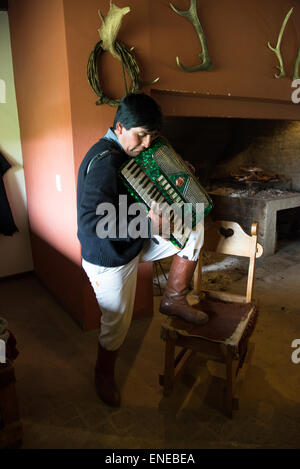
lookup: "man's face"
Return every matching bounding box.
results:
[115,122,158,157]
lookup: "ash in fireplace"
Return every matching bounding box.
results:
[206,166,294,196]
[252,189,300,199]
[209,186,300,199]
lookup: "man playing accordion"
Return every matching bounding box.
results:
[77,93,210,407]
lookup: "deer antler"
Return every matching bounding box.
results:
[170,0,212,72]
[98,0,130,58]
[267,7,294,79]
[294,46,300,80]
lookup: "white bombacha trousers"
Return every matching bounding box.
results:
[82,225,204,351]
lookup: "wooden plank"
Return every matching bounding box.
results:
[246,225,259,302]
[233,341,255,400]
[160,348,194,391]
[193,255,202,294]
[163,336,176,396]
[205,290,246,303]
[174,349,194,379]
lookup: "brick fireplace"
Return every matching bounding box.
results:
[161,116,300,256]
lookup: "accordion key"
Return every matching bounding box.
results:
[119,137,213,249]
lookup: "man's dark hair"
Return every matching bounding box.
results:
[113,93,162,132]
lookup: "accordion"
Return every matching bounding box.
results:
[119,137,213,249]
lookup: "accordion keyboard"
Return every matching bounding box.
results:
[120,159,192,248]
[122,159,184,206]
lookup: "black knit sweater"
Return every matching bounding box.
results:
[77,135,148,267]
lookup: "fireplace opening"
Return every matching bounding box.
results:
[162,116,300,256]
[277,207,300,241]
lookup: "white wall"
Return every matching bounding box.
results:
[0,11,33,277]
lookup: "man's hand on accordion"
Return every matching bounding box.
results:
[147,201,174,240]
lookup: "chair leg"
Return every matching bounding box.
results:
[163,336,176,396]
[225,347,234,418]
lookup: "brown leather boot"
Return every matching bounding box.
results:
[159,255,209,325]
[95,343,121,407]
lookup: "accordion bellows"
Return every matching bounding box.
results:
[119,137,213,249]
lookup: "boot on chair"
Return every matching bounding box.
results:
[159,255,209,325]
[95,343,121,407]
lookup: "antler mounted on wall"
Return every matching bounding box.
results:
[294,46,300,80]
[98,1,130,59]
[267,7,294,79]
[87,1,159,106]
[170,0,213,72]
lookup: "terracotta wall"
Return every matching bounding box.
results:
[8,0,98,329]
[150,0,300,119]
[8,0,153,329]
[65,0,300,122]
[56,0,154,187]
[9,0,75,255]
[8,0,300,328]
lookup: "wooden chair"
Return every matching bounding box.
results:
[160,220,263,417]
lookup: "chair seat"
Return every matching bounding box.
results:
[161,297,258,359]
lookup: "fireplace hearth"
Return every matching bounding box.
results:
[206,167,300,257]
[207,184,300,257]
[208,165,292,191]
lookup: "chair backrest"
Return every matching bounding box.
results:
[194,220,263,303]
